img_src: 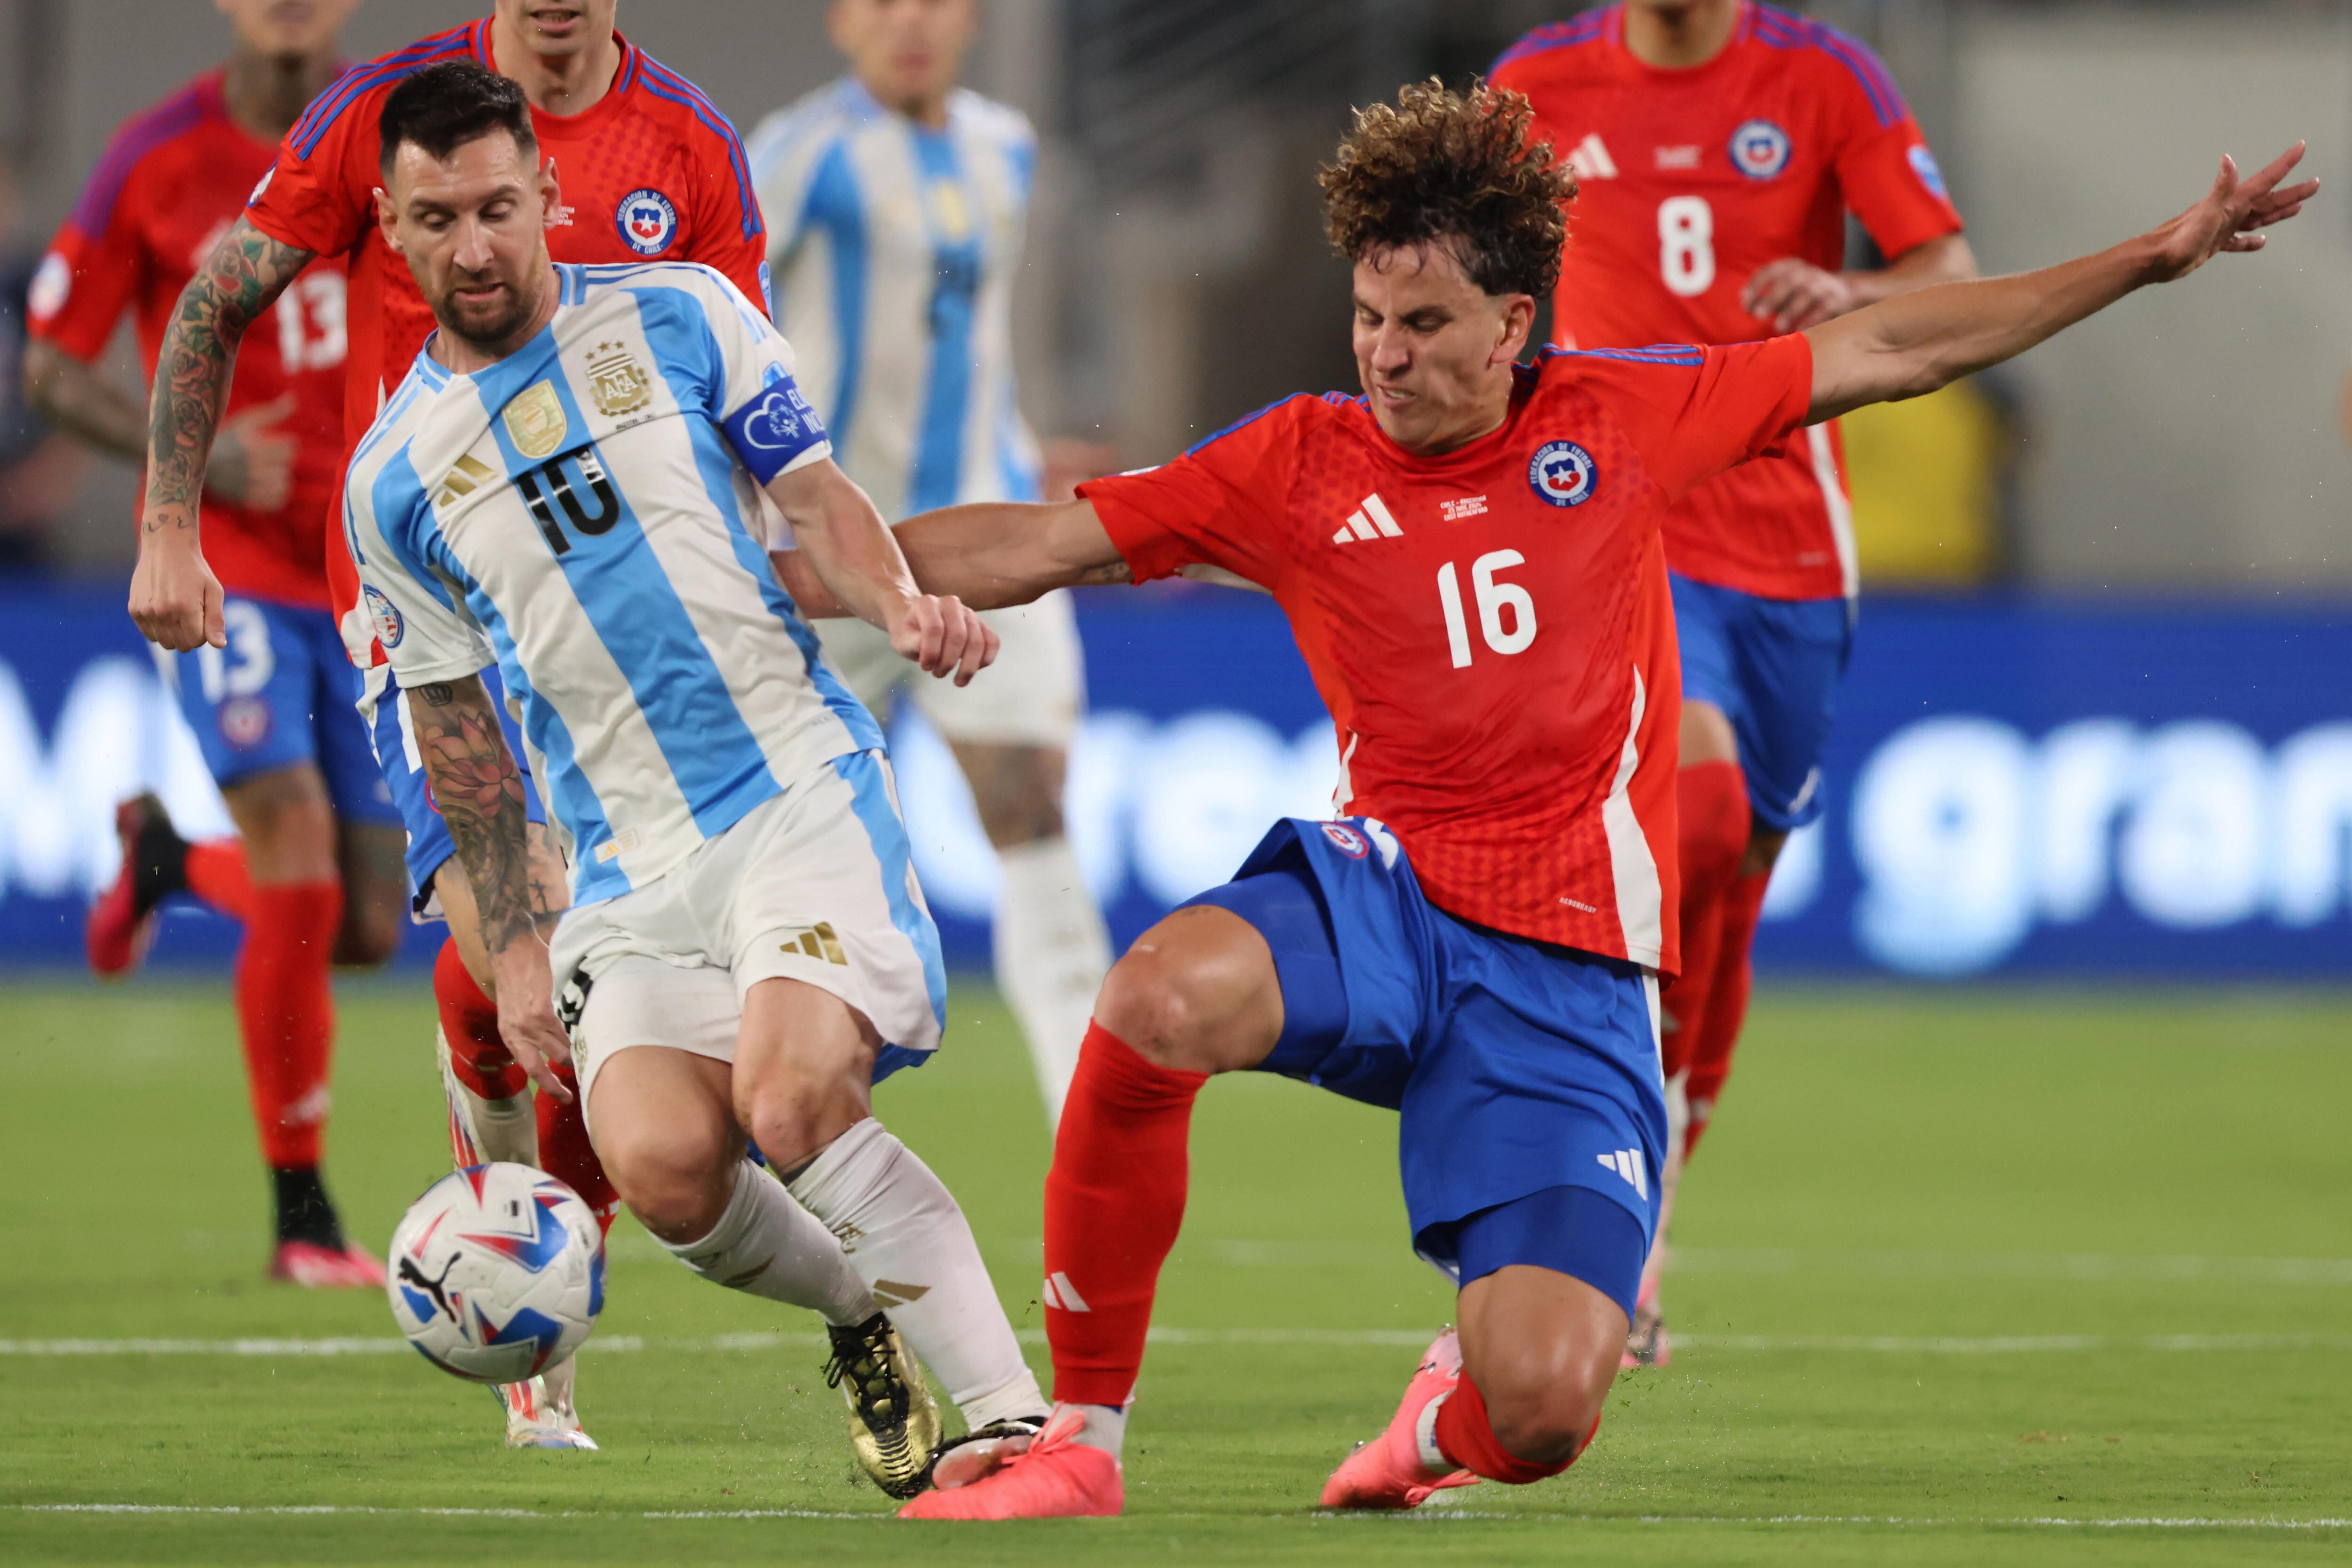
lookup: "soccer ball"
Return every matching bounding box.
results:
[386,1163,605,1384]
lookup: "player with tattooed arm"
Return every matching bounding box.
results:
[347,65,1049,1498]
[126,1,776,1449]
[31,0,401,1289]
[791,84,2311,1517]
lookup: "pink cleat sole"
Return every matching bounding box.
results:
[269,1241,386,1289]
[898,1408,1123,1520]
[1319,1329,1482,1510]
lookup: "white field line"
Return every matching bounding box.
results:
[7,1329,2352,1358]
[11,1504,2352,1532]
[1668,1247,2352,1288]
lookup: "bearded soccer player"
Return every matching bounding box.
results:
[749,0,1113,1132]
[1491,0,1975,1363]
[349,64,1050,1497]
[127,0,769,1447]
[27,0,403,1289]
[812,84,2306,1518]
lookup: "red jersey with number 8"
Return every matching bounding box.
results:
[245,20,770,664]
[28,71,347,610]
[1492,2,1962,601]
[1080,338,1814,973]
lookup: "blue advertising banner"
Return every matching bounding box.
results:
[1,580,2346,979]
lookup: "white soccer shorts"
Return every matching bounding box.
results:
[814,589,1083,748]
[549,751,945,1126]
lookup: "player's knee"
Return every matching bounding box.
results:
[1093,934,1234,1071]
[599,1119,732,1243]
[333,900,401,968]
[1478,1362,1610,1466]
[734,1077,867,1177]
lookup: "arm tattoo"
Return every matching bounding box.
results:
[407,676,540,955]
[145,218,314,533]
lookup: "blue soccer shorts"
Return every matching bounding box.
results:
[160,596,400,827]
[1182,817,1666,1321]
[362,662,548,915]
[1670,571,1853,833]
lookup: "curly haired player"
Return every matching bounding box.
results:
[779,81,2310,1517]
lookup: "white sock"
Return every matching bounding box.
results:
[992,836,1112,1130]
[1061,1401,1127,1457]
[437,1026,538,1167]
[660,1160,877,1326]
[785,1118,1046,1428]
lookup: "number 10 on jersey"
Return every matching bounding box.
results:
[1437,550,1538,669]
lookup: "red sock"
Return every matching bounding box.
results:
[1665,761,1749,1079]
[1044,1022,1208,1407]
[236,881,342,1168]
[1683,867,1772,1161]
[1432,1371,1596,1485]
[185,840,254,922]
[436,939,527,1100]
[537,1067,619,1234]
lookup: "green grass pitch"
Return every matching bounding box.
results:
[1,978,2347,1565]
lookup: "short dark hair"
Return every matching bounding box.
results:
[1319,80,1576,300]
[378,61,538,179]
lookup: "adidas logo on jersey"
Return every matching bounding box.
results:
[433,454,497,511]
[1331,493,1404,545]
[1598,1148,1649,1199]
[1566,133,1618,181]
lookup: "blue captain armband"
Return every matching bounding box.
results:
[723,374,831,484]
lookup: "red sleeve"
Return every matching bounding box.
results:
[1821,56,1963,259]
[1592,337,1815,503]
[26,200,143,365]
[245,83,376,260]
[1076,396,1310,588]
[685,133,772,320]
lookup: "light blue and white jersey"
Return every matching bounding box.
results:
[344,261,883,907]
[747,77,1043,522]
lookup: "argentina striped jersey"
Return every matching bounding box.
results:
[345,262,882,906]
[747,77,1042,521]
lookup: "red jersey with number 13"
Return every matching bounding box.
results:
[1493,2,1963,601]
[244,19,770,663]
[1081,338,1814,974]
[28,71,347,609]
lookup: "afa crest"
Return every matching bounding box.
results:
[586,341,652,419]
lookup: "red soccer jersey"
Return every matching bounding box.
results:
[28,71,347,610]
[245,20,770,662]
[1081,339,1814,972]
[1493,2,1963,601]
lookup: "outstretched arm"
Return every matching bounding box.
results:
[773,497,1130,618]
[763,457,1000,684]
[407,675,574,1103]
[1805,145,2316,423]
[1744,232,1979,334]
[135,217,315,653]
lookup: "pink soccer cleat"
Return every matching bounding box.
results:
[87,796,171,979]
[1622,1275,1671,1369]
[896,1406,1123,1520]
[1319,1328,1482,1510]
[268,1240,386,1289]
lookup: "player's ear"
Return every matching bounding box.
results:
[373,187,403,255]
[538,156,563,228]
[1494,293,1537,367]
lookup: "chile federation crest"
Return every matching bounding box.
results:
[617,189,679,255]
[1528,441,1598,508]
[1730,119,1793,181]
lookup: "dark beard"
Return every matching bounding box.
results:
[438,273,548,358]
